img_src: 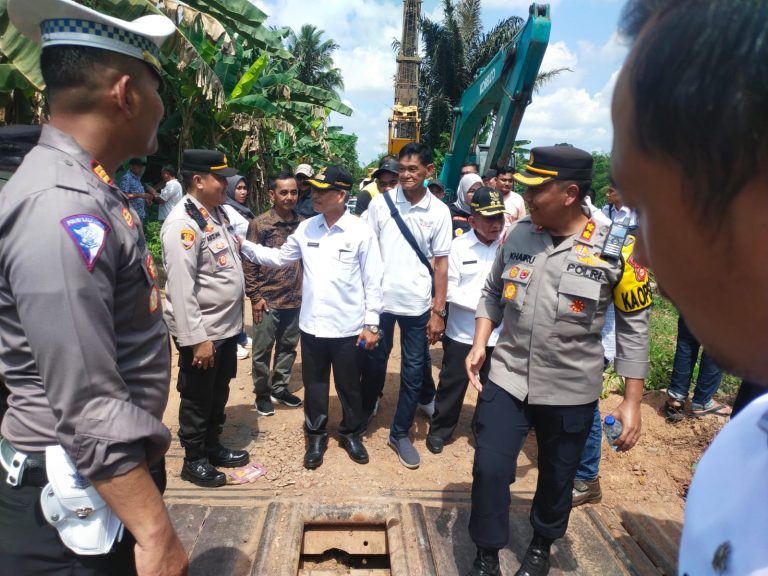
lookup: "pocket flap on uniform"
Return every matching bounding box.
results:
[558,274,601,300]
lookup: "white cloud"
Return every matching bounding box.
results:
[518,67,620,153]
[541,40,578,72]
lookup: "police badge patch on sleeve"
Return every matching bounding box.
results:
[61,215,110,271]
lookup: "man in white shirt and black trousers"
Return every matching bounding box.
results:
[426,187,506,454]
[240,165,384,469]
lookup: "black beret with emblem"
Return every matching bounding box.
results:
[470,186,507,216]
[513,146,593,186]
[308,165,353,192]
[181,149,238,177]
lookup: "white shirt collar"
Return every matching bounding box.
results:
[395,185,431,210]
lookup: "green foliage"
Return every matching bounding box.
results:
[591,152,611,207]
[143,220,163,263]
[285,25,344,98]
[603,293,741,402]
[0,0,361,213]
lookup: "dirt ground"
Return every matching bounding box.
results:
[162,307,728,517]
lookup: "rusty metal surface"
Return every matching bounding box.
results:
[168,497,681,576]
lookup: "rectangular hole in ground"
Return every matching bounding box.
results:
[298,522,390,575]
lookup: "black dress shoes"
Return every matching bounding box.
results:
[181,457,226,488]
[207,444,250,468]
[514,533,553,576]
[339,434,369,464]
[426,434,444,454]
[304,434,328,469]
[466,547,500,576]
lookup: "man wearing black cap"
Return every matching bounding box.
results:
[426,187,505,454]
[464,145,650,576]
[161,149,250,488]
[241,165,384,469]
[354,156,400,217]
[0,1,186,574]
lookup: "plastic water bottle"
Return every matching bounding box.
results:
[603,415,622,451]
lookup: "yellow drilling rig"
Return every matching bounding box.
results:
[387,0,421,155]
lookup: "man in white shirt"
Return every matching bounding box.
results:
[363,143,453,469]
[613,1,768,574]
[601,180,637,228]
[496,166,526,227]
[157,164,183,222]
[426,187,505,455]
[240,165,384,470]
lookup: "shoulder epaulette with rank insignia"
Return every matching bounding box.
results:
[90,160,114,186]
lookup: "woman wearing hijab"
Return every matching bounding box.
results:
[451,173,483,237]
[222,175,255,239]
[222,174,255,359]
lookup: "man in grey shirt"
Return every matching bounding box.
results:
[0,1,186,574]
[464,146,650,576]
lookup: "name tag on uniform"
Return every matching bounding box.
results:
[307,242,320,248]
[462,260,478,265]
[205,231,221,242]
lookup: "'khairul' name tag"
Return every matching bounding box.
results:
[307,242,320,247]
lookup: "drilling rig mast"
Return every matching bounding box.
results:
[388,0,422,155]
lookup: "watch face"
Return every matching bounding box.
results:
[368,326,379,334]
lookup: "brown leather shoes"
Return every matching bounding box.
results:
[571,477,602,507]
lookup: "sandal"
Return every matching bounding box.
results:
[664,399,685,422]
[691,401,732,418]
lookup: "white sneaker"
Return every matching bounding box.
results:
[236,345,250,360]
[244,336,253,349]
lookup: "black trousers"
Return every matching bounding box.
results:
[300,332,365,436]
[175,336,237,459]
[469,380,595,548]
[0,458,166,575]
[429,337,493,443]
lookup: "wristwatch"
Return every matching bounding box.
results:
[432,308,447,319]
[365,325,380,334]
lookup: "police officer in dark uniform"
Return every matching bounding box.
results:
[161,150,250,488]
[0,1,187,574]
[464,146,650,576]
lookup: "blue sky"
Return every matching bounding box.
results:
[251,0,629,165]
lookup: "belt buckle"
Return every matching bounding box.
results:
[0,437,27,487]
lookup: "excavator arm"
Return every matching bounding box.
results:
[439,3,551,195]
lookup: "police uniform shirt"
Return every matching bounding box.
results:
[161,194,245,346]
[240,211,384,338]
[679,393,768,575]
[476,216,651,405]
[366,186,452,316]
[0,125,170,480]
[446,229,503,346]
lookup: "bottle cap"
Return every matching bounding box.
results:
[604,415,615,425]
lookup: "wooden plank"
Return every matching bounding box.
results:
[619,505,680,576]
[168,503,209,555]
[585,506,661,576]
[302,524,388,555]
[189,506,263,576]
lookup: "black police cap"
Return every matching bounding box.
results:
[514,146,593,186]
[181,149,238,177]
[308,165,353,192]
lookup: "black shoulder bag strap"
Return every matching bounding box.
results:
[382,190,435,297]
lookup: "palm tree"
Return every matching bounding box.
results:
[420,0,567,148]
[286,24,344,98]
